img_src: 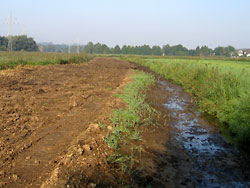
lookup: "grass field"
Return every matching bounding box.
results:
[122,56,250,145]
[0,51,94,70]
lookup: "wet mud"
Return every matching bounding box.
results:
[148,78,250,188]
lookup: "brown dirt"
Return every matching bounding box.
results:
[0,58,137,187]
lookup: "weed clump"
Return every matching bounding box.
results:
[103,72,156,177]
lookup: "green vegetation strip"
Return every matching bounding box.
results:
[123,57,250,146]
[102,71,156,175]
[0,51,94,70]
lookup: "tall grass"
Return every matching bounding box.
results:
[0,51,94,70]
[123,57,250,145]
[102,72,156,175]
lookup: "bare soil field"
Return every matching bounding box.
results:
[0,58,136,187]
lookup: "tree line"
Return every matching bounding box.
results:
[39,43,85,53]
[0,36,238,57]
[82,42,237,57]
[0,35,38,51]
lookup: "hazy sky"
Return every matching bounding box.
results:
[1,0,249,49]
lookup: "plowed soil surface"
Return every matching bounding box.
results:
[0,58,133,187]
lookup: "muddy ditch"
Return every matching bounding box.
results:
[141,64,250,188]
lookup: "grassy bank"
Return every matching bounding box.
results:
[101,71,156,179]
[0,51,94,70]
[122,57,250,146]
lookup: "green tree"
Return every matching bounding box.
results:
[121,45,129,54]
[113,45,121,54]
[200,46,212,56]
[189,49,196,56]
[170,45,189,56]
[151,46,162,56]
[195,46,201,56]
[0,36,8,51]
[102,44,111,54]
[224,46,236,57]
[11,35,38,51]
[93,43,103,53]
[162,44,171,55]
[140,45,152,55]
[82,42,94,53]
[214,47,225,56]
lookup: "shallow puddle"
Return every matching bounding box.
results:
[159,80,250,188]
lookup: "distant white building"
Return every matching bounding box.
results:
[245,49,250,57]
[238,50,244,57]
[238,49,250,57]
